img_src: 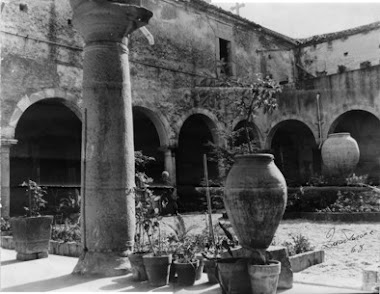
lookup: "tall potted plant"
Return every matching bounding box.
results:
[128,151,156,281]
[142,213,174,287]
[212,75,286,294]
[166,215,202,286]
[10,180,53,261]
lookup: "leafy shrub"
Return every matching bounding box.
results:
[57,190,81,222]
[316,191,380,213]
[51,220,81,243]
[345,174,369,186]
[281,234,314,256]
[21,180,47,217]
[1,217,11,232]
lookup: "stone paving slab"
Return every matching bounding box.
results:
[0,249,372,293]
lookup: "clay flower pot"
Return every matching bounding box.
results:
[143,254,172,287]
[216,257,251,294]
[248,260,281,294]
[173,259,199,286]
[128,251,149,281]
[224,154,287,257]
[321,133,360,176]
[204,258,219,284]
[10,215,53,261]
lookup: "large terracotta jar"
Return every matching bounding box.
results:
[321,133,360,176]
[224,154,287,252]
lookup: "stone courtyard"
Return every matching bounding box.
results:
[1,0,380,293]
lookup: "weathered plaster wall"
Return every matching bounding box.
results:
[298,28,380,77]
[1,0,296,142]
[1,0,83,138]
[257,65,380,149]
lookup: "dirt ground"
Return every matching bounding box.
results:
[161,213,380,289]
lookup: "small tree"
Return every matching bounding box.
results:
[207,75,282,184]
[21,180,47,217]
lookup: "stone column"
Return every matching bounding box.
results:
[163,147,176,186]
[1,139,17,219]
[69,0,152,276]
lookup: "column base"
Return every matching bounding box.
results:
[72,250,132,277]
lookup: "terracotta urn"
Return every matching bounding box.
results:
[224,154,287,255]
[321,133,360,176]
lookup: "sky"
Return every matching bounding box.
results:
[212,1,380,39]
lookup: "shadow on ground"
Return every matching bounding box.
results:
[1,274,96,292]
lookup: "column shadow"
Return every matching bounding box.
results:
[1,274,96,292]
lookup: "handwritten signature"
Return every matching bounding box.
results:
[322,228,375,252]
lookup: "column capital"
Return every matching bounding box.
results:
[70,0,153,44]
[1,138,18,148]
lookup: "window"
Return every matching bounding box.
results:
[219,38,232,76]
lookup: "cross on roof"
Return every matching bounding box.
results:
[230,2,245,16]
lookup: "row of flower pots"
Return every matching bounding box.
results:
[128,251,282,294]
[128,252,204,287]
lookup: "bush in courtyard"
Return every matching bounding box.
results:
[281,233,314,256]
[316,190,380,213]
[1,217,11,232]
[51,219,81,243]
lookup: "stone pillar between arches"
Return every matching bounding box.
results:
[1,139,17,218]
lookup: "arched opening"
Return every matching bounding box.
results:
[10,99,82,216]
[329,110,380,183]
[133,107,164,183]
[270,120,319,186]
[176,114,219,211]
[233,120,261,150]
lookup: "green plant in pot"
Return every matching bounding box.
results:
[172,235,200,286]
[128,151,156,281]
[210,75,286,294]
[201,222,239,286]
[10,180,53,261]
[128,185,153,281]
[167,215,203,286]
[142,212,174,287]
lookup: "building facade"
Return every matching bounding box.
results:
[1,0,380,215]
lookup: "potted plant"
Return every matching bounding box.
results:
[128,151,156,281]
[172,235,200,286]
[142,212,174,287]
[10,180,53,261]
[165,215,204,286]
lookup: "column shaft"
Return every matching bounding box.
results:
[1,139,17,218]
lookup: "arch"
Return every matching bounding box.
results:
[174,108,223,147]
[324,105,380,139]
[10,98,82,215]
[268,119,320,186]
[133,106,168,182]
[328,109,380,182]
[266,116,318,149]
[132,106,170,147]
[7,88,82,139]
[176,112,220,211]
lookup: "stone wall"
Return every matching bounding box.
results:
[298,23,380,77]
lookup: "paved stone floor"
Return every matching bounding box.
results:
[0,249,372,293]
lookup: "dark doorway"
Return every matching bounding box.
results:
[133,107,164,183]
[176,114,218,211]
[271,120,319,186]
[10,99,81,216]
